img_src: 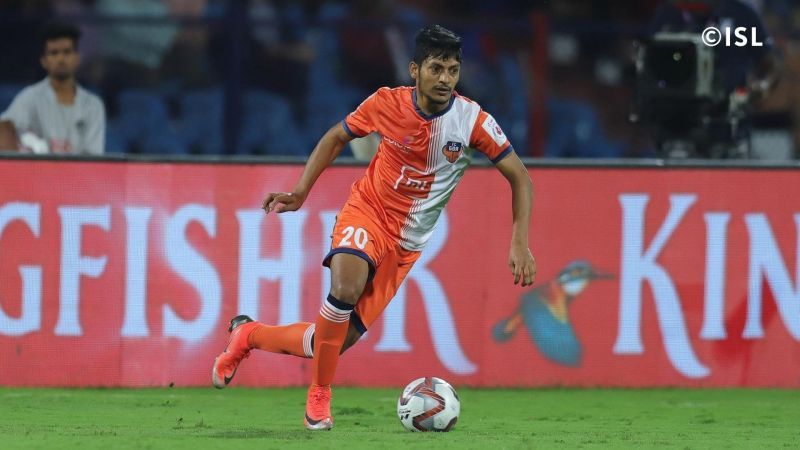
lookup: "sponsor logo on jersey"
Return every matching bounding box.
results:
[394,165,434,199]
[442,141,463,163]
[383,135,413,152]
[482,115,507,147]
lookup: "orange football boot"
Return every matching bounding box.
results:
[304,384,333,430]
[212,315,258,389]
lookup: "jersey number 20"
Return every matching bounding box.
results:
[339,226,368,249]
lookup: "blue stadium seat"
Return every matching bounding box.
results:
[498,55,527,119]
[115,90,185,154]
[305,67,364,139]
[238,90,306,155]
[142,129,188,155]
[304,3,366,142]
[117,90,170,130]
[316,2,350,31]
[494,55,528,151]
[178,89,223,154]
[546,98,624,158]
[105,120,129,153]
[0,84,24,113]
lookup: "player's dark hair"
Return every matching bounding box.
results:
[40,22,81,54]
[413,25,462,65]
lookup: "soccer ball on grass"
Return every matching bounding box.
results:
[397,377,460,432]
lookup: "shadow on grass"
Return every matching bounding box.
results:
[337,406,375,415]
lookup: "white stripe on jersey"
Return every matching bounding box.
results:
[399,97,481,251]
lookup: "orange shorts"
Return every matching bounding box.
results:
[322,202,420,335]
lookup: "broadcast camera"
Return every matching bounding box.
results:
[633,32,750,159]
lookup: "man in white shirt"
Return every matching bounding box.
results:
[0,22,105,154]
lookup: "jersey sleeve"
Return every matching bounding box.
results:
[342,88,386,138]
[83,96,106,154]
[0,88,34,134]
[469,110,513,164]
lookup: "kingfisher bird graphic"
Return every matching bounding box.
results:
[492,260,613,366]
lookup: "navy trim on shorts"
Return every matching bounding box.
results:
[491,144,514,164]
[323,247,376,282]
[350,312,367,335]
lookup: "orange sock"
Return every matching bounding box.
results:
[248,322,314,358]
[312,294,354,386]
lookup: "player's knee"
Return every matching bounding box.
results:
[329,283,362,305]
[340,326,362,354]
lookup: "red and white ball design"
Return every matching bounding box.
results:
[397,377,460,432]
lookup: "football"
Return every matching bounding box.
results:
[397,377,460,432]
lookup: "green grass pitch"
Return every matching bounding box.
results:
[1,387,798,449]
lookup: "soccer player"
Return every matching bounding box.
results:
[212,24,537,431]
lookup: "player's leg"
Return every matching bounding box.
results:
[213,206,379,391]
[247,321,315,357]
[212,255,365,391]
[305,252,370,430]
[340,322,363,354]
[341,247,421,353]
[305,203,388,430]
[313,252,368,384]
[211,315,315,389]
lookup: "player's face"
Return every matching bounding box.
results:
[411,56,461,109]
[41,38,80,81]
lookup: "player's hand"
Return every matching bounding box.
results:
[262,191,306,214]
[508,244,536,287]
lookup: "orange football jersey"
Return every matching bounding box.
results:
[342,86,513,250]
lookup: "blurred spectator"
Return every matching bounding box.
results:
[240,0,317,120]
[746,0,798,158]
[96,0,177,72]
[90,0,178,111]
[334,0,425,159]
[0,22,106,154]
[1,0,798,158]
[338,0,424,90]
[160,0,217,89]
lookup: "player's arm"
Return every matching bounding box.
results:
[495,151,536,287]
[0,89,31,151]
[262,123,354,213]
[0,121,19,151]
[748,52,781,100]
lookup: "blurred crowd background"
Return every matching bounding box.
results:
[1,0,799,159]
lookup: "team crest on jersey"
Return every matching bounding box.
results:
[442,141,463,163]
